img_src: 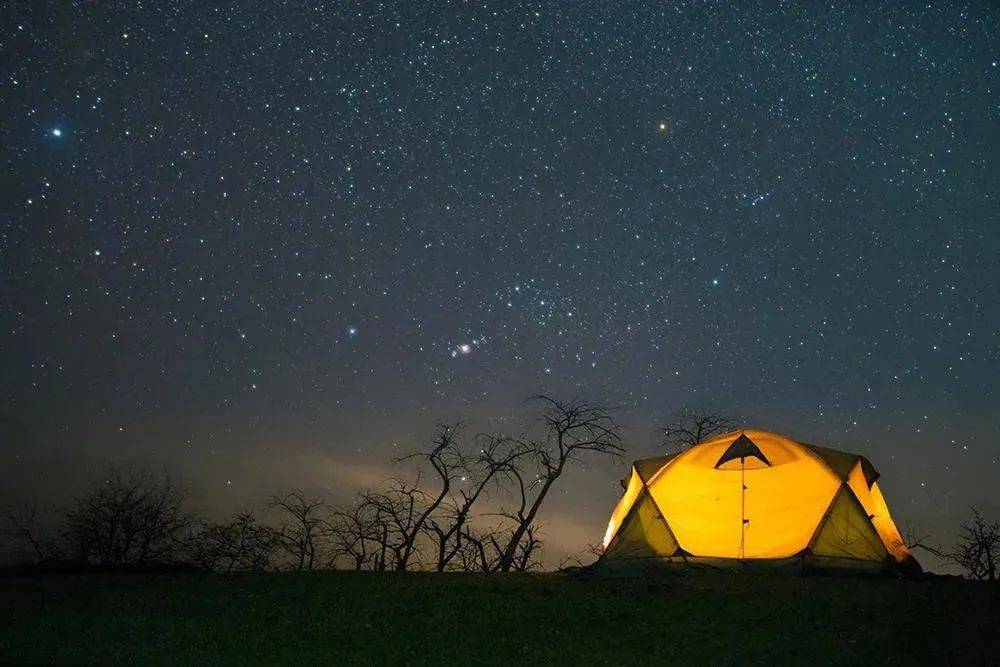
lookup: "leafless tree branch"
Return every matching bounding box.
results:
[661,408,735,452]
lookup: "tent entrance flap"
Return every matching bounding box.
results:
[716,433,771,468]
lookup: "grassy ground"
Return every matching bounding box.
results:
[1,570,998,666]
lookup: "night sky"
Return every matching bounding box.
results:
[3,2,998,567]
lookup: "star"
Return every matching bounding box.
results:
[51,128,63,137]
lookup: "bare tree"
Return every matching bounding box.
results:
[390,423,465,571]
[268,492,327,571]
[187,511,274,572]
[903,520,948,560]
[951,508,999,582]
[424,502,466,571]
[327,498,382,571]
[905,511,1000,581]
[494,396,625,572]
[227,511,275,571]
[455,519,543,573]
[454,528,491,572]
[337,426,540,573]
[185,522,229,572]
[424,433,534,572]
[2,502,60,562]
[359,479,431,571]
[322,399,621,573]
[661,408,735,452]
[558,543,604,571]
[62,468,194,567]
[449,527,493,572]
[510,523,543,571]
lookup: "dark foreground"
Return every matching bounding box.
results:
[1,570,997,665]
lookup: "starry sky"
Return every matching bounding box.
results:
[2,2,998,568]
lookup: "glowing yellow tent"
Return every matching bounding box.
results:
[600,430,919,574]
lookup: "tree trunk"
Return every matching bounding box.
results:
[396,483,449,571]
[497,476,555,572]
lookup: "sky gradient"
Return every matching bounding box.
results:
[3,2,998,568]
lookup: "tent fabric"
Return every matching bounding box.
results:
[645,431,841,559]
[809,486,887,561]
[634,453,679,482]
[603,491,679,558]
[846,462,909,561]
[600,429,915,572]
[800,443,859,480]
[803,443,882,487]
[603,467,643,548]
[859,458,881,487]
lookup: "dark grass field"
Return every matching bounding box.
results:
[2,571,998,665]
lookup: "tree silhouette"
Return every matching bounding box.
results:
[952,508,999,582]
[268,492,327,571]
[62,468,193,567]
[495,396,624,572]
[661,408,735,452]
[187,511,274,572]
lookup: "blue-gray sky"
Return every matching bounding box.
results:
[2,2,998,568]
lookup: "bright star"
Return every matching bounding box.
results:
[51,128,62,137]
[458,344,471,354]
[348,327,358,336]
